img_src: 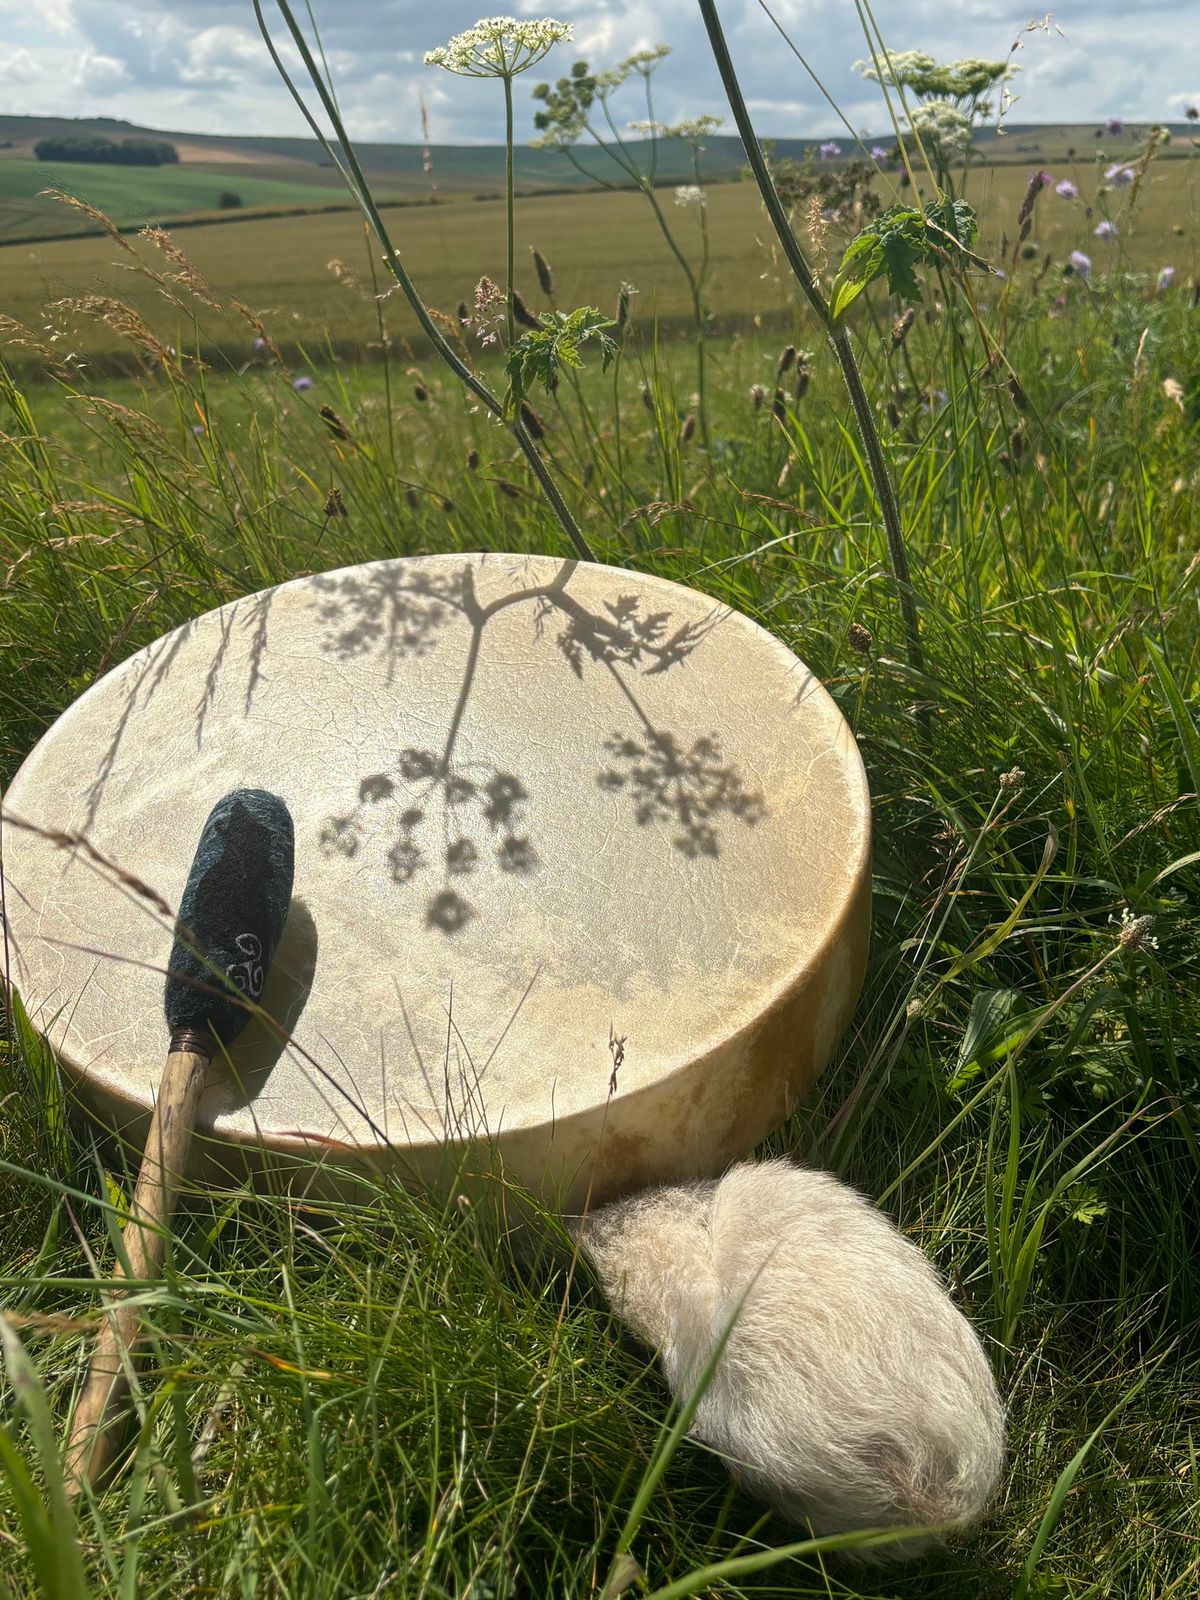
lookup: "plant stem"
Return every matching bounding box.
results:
[258,0,594,564]
[503,72,516,351]
[696,0,923,673]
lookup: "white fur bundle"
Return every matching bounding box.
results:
[580,1159,1004,1554]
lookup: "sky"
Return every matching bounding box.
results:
[0,1,1195,146]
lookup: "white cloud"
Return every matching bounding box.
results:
[73,51,128,92]
[0,47,38,83]
[0,1,1190,143]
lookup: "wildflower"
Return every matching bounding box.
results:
[818,141,842,159]
[1068,249,1091,278]
[293,374,314,392]
[1104,163,1135,187]
[674,184,706,207]
[1029,169,1053,187]
[1055,178,1078,198]
[424,16,572,78]
[1106,115,1124,134]
[191,422,205,435]
[907,101,972,168]
[253,335,267,350]
[1094,219,1118,240]
[467,274,506,346]
[664,115,725,142]
[1158,265,1176,290]
[1110,906,1158,952]
[869,145,889,160]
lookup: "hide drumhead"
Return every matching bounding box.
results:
[2,554,870,1208]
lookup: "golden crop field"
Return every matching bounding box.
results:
[1,157,1195,369]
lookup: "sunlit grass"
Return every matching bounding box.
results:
[1,156,1199,1598]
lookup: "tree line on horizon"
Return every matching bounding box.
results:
[33,134,179,167]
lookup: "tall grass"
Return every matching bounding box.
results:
[1,121,1199,1598]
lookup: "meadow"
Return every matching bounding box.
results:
[1,51,1199,1600]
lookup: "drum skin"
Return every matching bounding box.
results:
[2,554,871,1209]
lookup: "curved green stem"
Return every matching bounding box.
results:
[696,0,923,673]
[257,0,594,563]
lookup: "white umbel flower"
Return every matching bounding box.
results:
[674,184,707,208]
[425,16,572,78]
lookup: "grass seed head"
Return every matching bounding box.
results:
[532,248,555,296]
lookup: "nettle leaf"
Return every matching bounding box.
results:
[829,195,983,327]
[505,306,618,410]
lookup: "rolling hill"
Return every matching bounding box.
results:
[0,112,1193,246]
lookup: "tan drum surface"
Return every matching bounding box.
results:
[2,554,871,1208]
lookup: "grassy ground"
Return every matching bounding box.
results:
[1,151,1194,369]
[0,147,1199,1598]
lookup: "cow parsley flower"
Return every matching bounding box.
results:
[1094,218,1118,240]
[1055,178,1078,198]
[674,184,706,208]
[907,100,972,167]
[425,16,572,78]
[665,115,725,143]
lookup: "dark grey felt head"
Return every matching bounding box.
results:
[164,788,295,1045]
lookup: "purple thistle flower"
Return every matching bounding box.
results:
[1106,116,1124,135]
[1094,219,1118,241]
[870,144,889,161]
[1069,250,1092,278]
[1055,179,1078,198]
[1104,163,1135,187]
[293,374,314,392]
[819,141,842,160]
[1158,265,1176,290]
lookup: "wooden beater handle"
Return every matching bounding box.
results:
[65,1045,212,1497]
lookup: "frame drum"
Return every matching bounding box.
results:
[2,555,870,1209]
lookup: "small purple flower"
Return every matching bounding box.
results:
[1158,265,1176,290]
[1094,219,1118,241]
[995,268,1008,280]
[1069,249,1092,278]
[253,335,267,350]
[192,423,206,435]
[1055,179,1078,198]
[1030,170,1053,187]
[870,145,889,161]
[819,141,842,160]
[1106,116,1124,135]
[1104,163,1135,187]
[293,374,314,392]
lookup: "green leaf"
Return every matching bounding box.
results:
[504,305,617,409]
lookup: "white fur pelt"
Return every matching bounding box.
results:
[579,1159,1004,1554]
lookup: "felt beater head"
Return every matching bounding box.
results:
[163,788,295,1047]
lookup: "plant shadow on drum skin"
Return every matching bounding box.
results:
[313,559,768,933]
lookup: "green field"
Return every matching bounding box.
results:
[1,156,1195,373]
[0,157,374,243]
[1,81,1199,1600]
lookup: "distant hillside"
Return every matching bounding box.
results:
[1,113,1193,246]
